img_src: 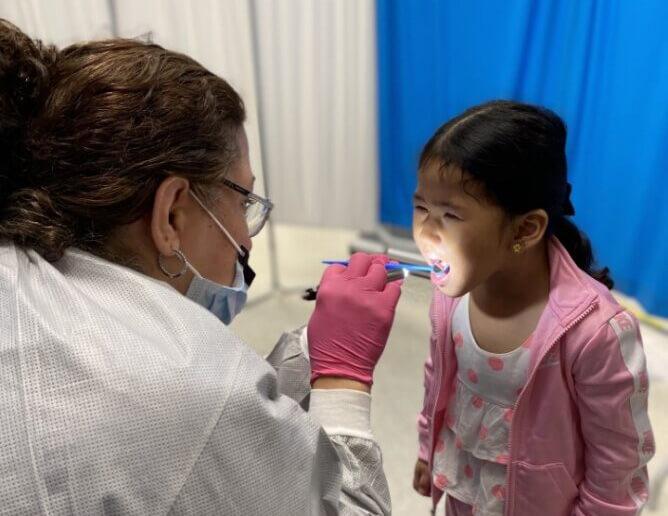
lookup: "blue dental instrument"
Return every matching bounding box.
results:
[321,260,434,274]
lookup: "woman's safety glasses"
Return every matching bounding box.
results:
[221,177,274,237]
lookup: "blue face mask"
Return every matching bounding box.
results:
[186,258,249,325]
[184,192,256,325]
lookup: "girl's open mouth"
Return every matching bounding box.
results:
[429,259,450,285]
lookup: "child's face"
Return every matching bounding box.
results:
[412,163,515,297]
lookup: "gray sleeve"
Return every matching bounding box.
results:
[168,338,390,515]
[328,435,391,515]
[168,344,342,515]
[265,326,312,410]
[265,327,391,515]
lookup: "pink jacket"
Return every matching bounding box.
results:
[418,238,654,515]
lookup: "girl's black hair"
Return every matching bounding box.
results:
[420,100,613,289]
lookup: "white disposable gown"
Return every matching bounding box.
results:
[0,244,390,515]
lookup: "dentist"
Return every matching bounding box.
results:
[0,20,400,515]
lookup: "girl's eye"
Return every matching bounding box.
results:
[413,205,427,213]
[443,212,460,220]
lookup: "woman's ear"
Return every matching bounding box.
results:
[150,176,192,257]
[512,209,549,252]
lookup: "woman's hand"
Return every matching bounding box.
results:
[307,253,403,387]
[413,459,432,497]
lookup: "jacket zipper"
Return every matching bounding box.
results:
[429,299,447,512]
[503,300,597,516]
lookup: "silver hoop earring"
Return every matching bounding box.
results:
[158,249,188,278]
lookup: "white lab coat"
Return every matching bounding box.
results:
[0,243,390,515]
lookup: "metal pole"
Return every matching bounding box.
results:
[106,0,119,37]
[248,0,281,293]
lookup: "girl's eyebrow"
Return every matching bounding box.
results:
[412,193,463,210]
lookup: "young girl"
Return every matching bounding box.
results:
[411,101,654,515]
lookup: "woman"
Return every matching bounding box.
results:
[0,19,401,514]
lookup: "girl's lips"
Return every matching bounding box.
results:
[431,271,449,286]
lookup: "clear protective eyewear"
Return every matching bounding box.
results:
[220,177,274,237]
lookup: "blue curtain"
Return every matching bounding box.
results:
[377,0,668,316]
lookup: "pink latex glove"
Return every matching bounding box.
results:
[308,252,403,386]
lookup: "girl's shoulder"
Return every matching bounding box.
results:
[561,275,640,362]
[548,238,634,352]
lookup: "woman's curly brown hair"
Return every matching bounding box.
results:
[0,19,245,261]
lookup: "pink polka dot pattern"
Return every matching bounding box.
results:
[435,439,445,453]
[491,484,506,500]
[495,453,510,464]
[432,295,535,514]
[434,473,449,489]
[488,357,504,371]
[504,408,514,423]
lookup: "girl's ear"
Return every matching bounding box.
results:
[512,209,549,251]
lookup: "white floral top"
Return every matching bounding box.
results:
[432,293,532,515]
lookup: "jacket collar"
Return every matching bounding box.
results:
[544,236,599,328]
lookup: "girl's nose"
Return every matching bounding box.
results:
[419,215,443,246]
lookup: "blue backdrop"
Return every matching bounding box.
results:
[377,0,668,316]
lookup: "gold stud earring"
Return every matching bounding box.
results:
[512,242,523,254]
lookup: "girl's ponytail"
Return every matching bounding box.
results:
[552,215,613,289]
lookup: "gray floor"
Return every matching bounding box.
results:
[231,224,668,515]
